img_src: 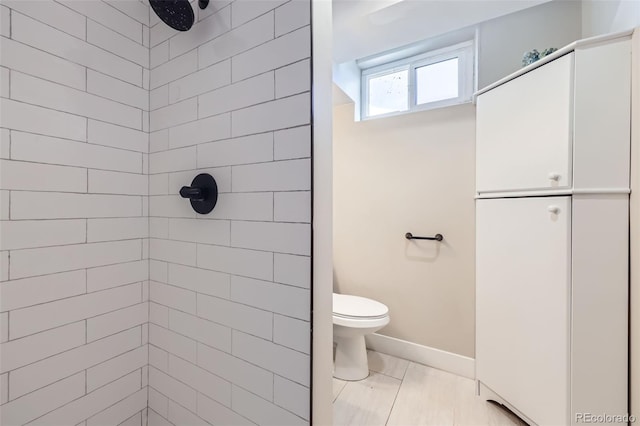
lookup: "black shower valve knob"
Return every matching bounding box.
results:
[180,173,218,214]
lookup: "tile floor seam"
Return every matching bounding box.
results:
[383,372,404,426]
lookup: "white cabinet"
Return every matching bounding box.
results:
[475,31,632,426]
[476,197,571,426]
[476,54,574,194]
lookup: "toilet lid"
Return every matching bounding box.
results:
[333,293,389,319]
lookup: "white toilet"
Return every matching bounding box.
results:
[333,293,390,381]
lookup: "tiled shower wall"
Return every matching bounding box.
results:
[0,1,151,425]
[147,0,312,424]
[0,0,312,424]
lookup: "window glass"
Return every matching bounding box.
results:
[360,41,474,119]
[367,69,409,116]
[416,57,459,105]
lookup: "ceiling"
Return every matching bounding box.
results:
[332,0,552,63]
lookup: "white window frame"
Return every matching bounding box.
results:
[361,41,475,120]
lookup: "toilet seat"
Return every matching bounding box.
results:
[333,314,390,328]
[333,293,389,328]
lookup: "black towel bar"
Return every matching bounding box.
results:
[405,232,443,241]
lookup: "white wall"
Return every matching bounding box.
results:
[478,0,582,88]
[147,1,312,424]
[0,1,150,424]
[333,102,476,357]
[582,0,640,38]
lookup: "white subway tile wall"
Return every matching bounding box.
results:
[0,1,149,425]
[148,0,311,424]
[0,0,311,424]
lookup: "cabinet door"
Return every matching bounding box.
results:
[476,196,570,425]
[476,53,574,193]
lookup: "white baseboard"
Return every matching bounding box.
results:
[365,333,476,379]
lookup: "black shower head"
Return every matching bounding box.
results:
[149,0,210,32]
[150,0,195,31]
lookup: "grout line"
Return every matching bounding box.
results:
[156,54,310,104]
[68,385,145,425]
[9,75,146,130]
[151,248,309,277]
[333,377,346,403]
[2,216,147,224]
[167,83,309,125]
[385,371,404,426]
[5,261,144,295]
[369,367,405,381]
[150,282,258,322]
[3,326,146,401]
[56,1,144,45]
[5,292,145,344]
[400,361,409,381]
[151,124,310,151]
[148,121,308,152]
[102,0,150,28]
[151,236,310,258]
[6,281,142,320]
[2,160,145,179]
[149,360,304,424]
[11,10,147,81]
[6,98,143,137]
[8,187,146,197]
[271,313,275,343]
[150,302,309,357]
[9,126,148,155]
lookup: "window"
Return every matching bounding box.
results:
[416,58,459,104]
[367,69,409,116]
[361,41,474,119]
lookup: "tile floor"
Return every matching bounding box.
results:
[333,350,529,426]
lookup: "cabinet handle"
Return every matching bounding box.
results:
[547,206,560,214]
[548,172,561,181]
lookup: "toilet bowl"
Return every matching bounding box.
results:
[333,293,390,381]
